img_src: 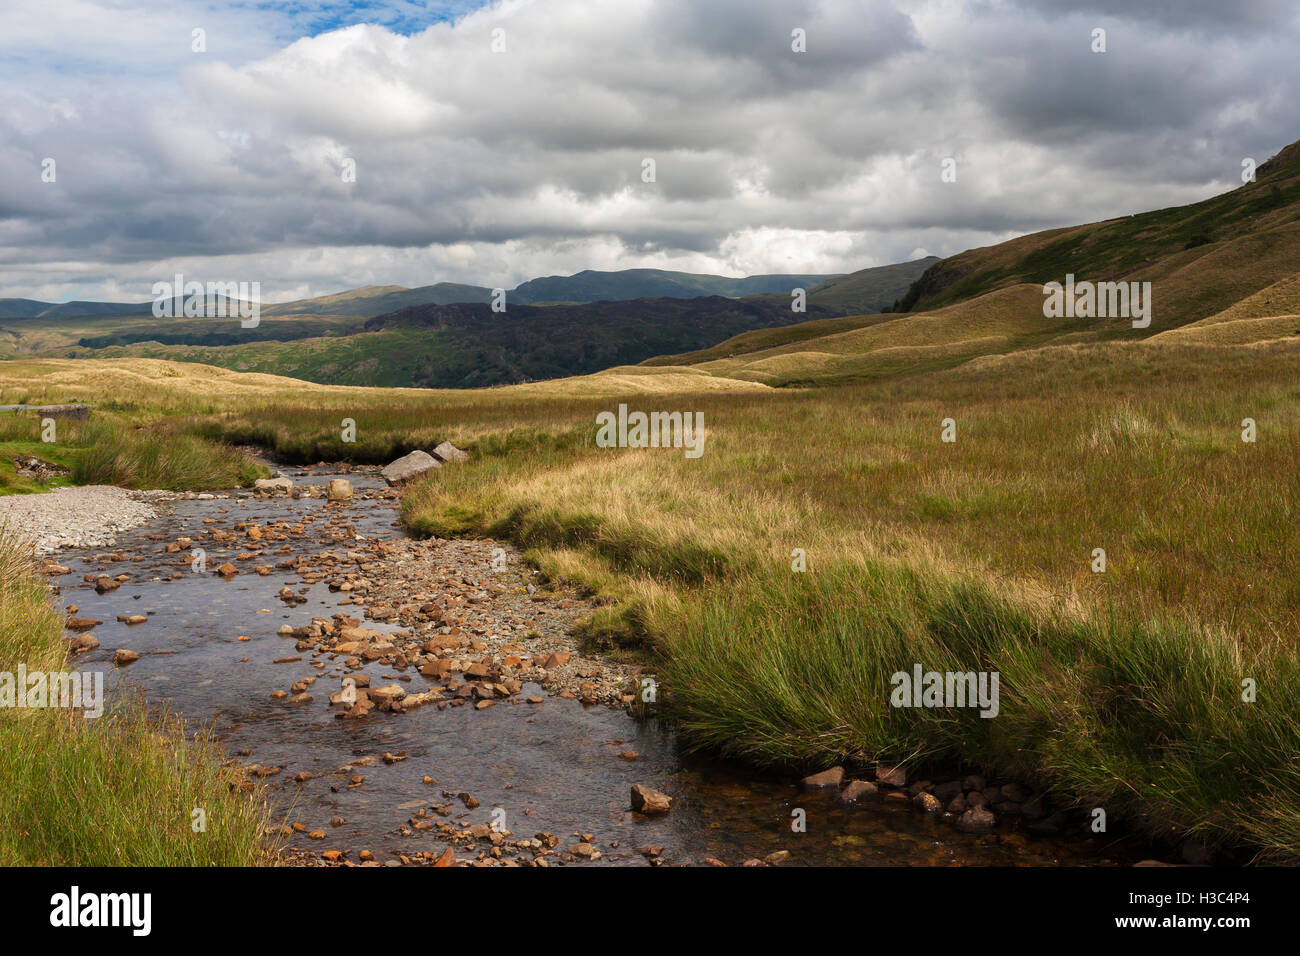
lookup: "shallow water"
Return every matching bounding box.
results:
[52,470,1145,866]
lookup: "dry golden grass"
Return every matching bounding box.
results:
[696,284,1065,382]
[0,357,762,415]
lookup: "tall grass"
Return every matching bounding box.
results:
[69,420,264,490]
[664,560,1300,860]
[0,527,277,865]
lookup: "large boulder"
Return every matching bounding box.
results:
[381,450,440,486]
[432,441,470,463]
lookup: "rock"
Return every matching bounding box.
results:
[875,764,907,787]
[933,780,964,802]
[432,846,456,867]
[381,450,441,487]
[958,807,996,833]
[801,766,845,789]
[67,633,99,654]
[840,779,878,802]
[946,794,968,814]
[961,774,985,792]
[216,562,237,577]
[1000,783,1028,802]
[254,477,294,495]
[66,617,101,631]
[764,850,792,866]
[630,783,673,814]
[913,792,943,813]
[432,441,469,463]
[113,649,140,666]
[1020,796,1046,820]
[539,652,570,669]
[326,479,353,502]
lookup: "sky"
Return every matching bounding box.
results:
[1,0,1298,304]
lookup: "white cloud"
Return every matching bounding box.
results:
[0,0,1296,301]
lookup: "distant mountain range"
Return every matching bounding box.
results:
[0,268,851,320]
[4,257,937,388]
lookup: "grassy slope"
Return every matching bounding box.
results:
[898,141,1300,327]
[681,284,1081,385]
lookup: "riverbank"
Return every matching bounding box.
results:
[0,522,276,865]
[0,484,166,553]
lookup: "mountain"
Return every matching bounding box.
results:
[0,298,152,319]
[1,268,844,321]
[354,294,842,387]
[650,138,1300,386]
[261,283,493,316]
[5,254,969,387]
[896,140,1300,329]
[508,269,841,304]
[805,256,940,314]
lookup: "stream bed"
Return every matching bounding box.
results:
[50,467,1154,867]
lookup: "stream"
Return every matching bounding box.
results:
[50,467,1153,867]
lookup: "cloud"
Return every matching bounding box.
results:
[0,0,1296,301]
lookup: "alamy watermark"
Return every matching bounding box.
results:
[1043,274,1151,329]
[152,273,261,328]
[0,666,104,718]
[595,403,705,458]
[50,886,150,936]
[890,664,1000,718]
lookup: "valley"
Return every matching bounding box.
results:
[4,137,1300,869]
